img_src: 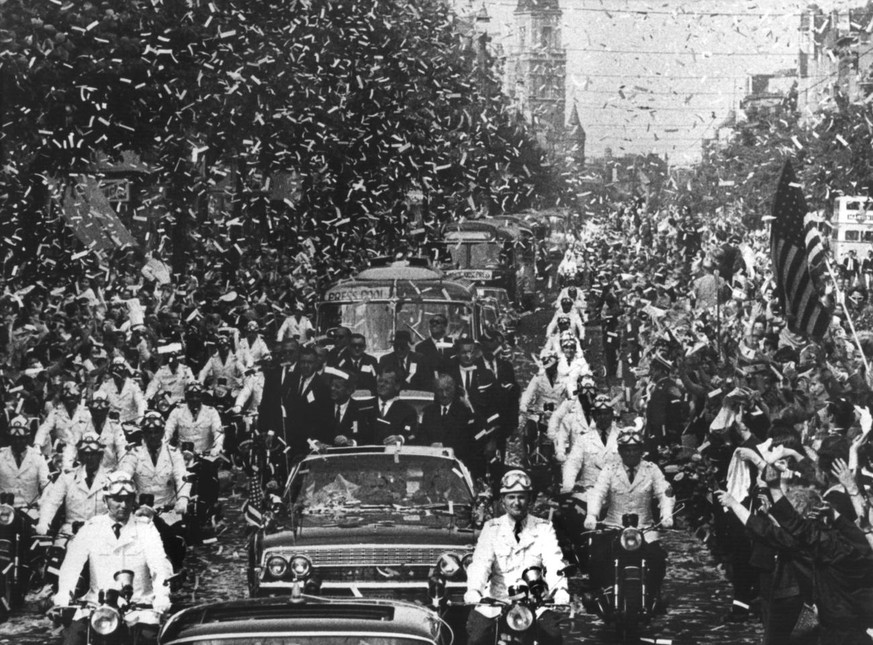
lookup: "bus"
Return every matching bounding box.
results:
[429,219,537,309]
[831,196,873,263]
[316,262,483,358]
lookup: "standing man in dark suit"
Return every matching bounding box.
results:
[416,314,454,379]
[446,336,499,474]
[326,326,352,367]
[378,331,430,391]
[373,370,418,445]
[258,338,300,437]
[334,333,378,394]
[282,346,332,456]
[324,368,376,446]
[478,329,519,460]
[418,375,481,477]
[843,249,861,287]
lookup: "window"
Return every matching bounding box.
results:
[541,26,552,48]
[846,229,860,241]
[519,26,525,48]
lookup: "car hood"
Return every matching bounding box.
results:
[262,520,475,550]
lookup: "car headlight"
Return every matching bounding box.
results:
[0,504,14,527]
[620,527,643,552]
[437,552,461,578]
[505,604,534,632]
[90,606,120,635]
[266,555,287,578]
[289,555,312,580]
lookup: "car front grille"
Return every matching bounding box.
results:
[271,545,466,567]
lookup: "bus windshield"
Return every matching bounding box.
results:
[318,301,473,354]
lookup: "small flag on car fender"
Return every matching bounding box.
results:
[243,501,264,528]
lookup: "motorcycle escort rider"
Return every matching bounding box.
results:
[145,344,196,406]
[548,381,598,470]
[464,469,570,645]
[37,433,112,538]
[163,382,223,457]
[118,411,189,571]
[50,472,173,645]
[34,381,92,471]
[97,356,146,425]
[518,350,566,462]
[86,391,127,471]
[584,424,674,613]
[0,416,49,510]
[560,394,620,497]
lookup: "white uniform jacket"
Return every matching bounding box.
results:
[98,377,146,424]
[545,310,585,340]
[145,364,195,404]
[34,404,93,468]
[276,315,314,342]
[0,446,49,508]
[587,459,675,542]
[54,514,172,621]
[87,418,128,470]
[38,466,112,534]
[519,371,567,419]
[556,354,590,398]
[118,444,190,524]
[547,399,591,463]
[237,335,270,368]
[164,404,223,455]
[466,514,568,606]
[198,352,245,397]
[560,424,620,496]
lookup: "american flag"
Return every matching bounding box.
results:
[770,161,832,341]
[242,474,265,528]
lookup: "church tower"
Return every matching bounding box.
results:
[505,0,567,153]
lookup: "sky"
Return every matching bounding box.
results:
[454,0,862,165]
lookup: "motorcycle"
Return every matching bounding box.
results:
[547,492,589,572]
[179,444,223,546]
[521,405,559,493]
[586,513,667,643]
[52,570,164,645]
[0,493,43,617]
[434,565,573,645]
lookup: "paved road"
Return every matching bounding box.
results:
[0,305,763,645]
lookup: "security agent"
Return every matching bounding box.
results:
[465,469,569,645]
[51,472,172,645]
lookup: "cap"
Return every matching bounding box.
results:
[90,390,110,408]
[77,432,105,454]
[8,416,30,438]
[103,472,136,497]
[592,394,613,411]
[185,382,204,395]
[538,349,559,368]
[246,320,260,332]
[61,381,81,399]
[499,469,533,494]
[559,331,576,347]
[617,426,645,446]
[141,410,165,431]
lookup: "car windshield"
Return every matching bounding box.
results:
[291,454,472,511]
[181,638,429,645]
[318,302,472,354]
[438,241,506,270]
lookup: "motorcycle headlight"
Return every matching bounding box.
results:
[620,527,643,552]
[90,606,120,635]
[437,552,461,578]
[289,555,311,580]
[0,504,15,527]
[461,553,473,570]
[505,604,534,632]
[266,555,287,578]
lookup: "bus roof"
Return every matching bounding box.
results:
[323,271,476,302]
[442,220,518,241]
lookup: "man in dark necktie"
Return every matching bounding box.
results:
[372,370,417,445]
[324,368,375,446]
[417,374,478,476]
[378,331,429,391]
[337,333,378,394]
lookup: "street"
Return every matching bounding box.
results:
[0,305,762,645]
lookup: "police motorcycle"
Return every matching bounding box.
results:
[0,493,42,616]
[178,442,223,546]
[429,564,574,645]
[583,514,672,643]
[51,570,164,645]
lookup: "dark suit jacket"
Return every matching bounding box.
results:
[373,398,418,444]
[415,337,455,377]
[334,353,379,394]
[259,363,297,436]
[325,397,377,446]
[418,401,481,476]
[446,361,498,431]
[282,371,332,455]
[378,351,431,391]
[480,356,520,441]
